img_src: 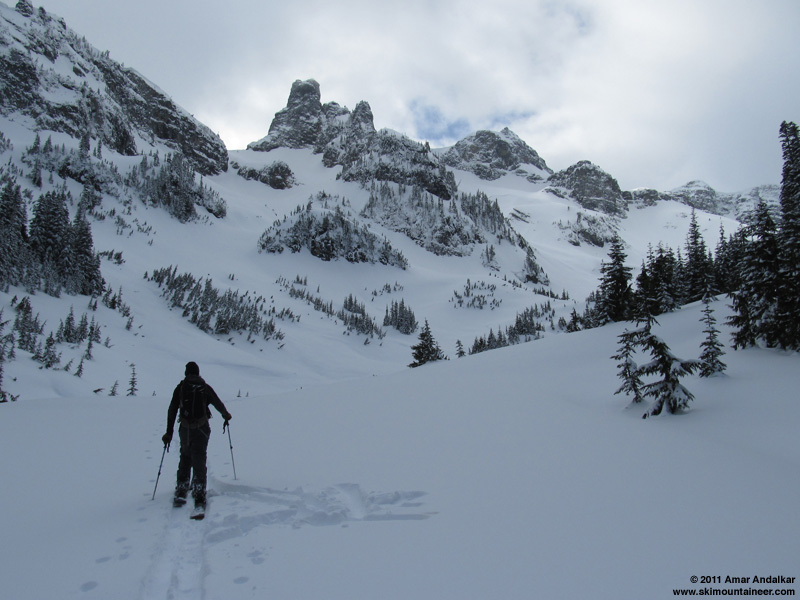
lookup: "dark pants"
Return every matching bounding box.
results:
[176,423,210,497]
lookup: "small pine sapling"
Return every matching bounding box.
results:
[699,295,727,377]
[638,331,700,417]
[611,327,645,405]
[127,363,137,396]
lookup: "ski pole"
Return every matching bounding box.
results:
[223,420,237,480]
[151,442,169,500]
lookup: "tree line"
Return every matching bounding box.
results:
[586,121,800,353]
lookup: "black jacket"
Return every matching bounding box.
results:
[166,374,230,436]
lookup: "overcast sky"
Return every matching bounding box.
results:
[37,0,800,192]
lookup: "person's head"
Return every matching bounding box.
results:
[185,361,200,376]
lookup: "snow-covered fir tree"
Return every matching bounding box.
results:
[127,363,137,396]
[611,323,646,405]
[0,310,9,401]
[384,299,418,334]
[775,120,800,349]
[683,209,715,301]
[699,293,726,377]
[727,200,780,348]
[409,320,446,367]
[638,321,701,417]
[595,235,632,323]
[0,180,29,289]
[40,332,61,369]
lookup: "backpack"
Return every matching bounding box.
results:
[179,380,211,425]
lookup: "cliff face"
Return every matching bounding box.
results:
[0,2,228,175]
[547,160,627,216]
[248,79,457,200]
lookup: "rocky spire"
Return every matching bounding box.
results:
[15,0,34,17]
[248,79,324,152]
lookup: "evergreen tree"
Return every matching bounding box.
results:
[127,363,137,396]
[612,325,646,405]
[409,320,446,367]
[40,332,60,369]
[60,306,77,344]
[699,294,727,377]
[683,209,713,302]
[727,201,780,348]
[633,244,680,317]
[595,235,632,323]
[455,339,465,358]
[651,245,680,314]
[29,189,72,293]
[78,181,102,215]
[69,212,104,296]
[0,311,8,402]
[716,228,747,296]
[775,121,800,349]
[713,225,732,293]
[638,322,701,416]
[384,299,418,334]
[0,180,29,287]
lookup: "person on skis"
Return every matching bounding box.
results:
[162,361,232,511]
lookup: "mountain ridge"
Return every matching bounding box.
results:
[0,1,772,402]
[247,79,776,219]
[0,1,228,175]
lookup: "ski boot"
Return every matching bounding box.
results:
[172,481,189,508]
[190,483,206,520]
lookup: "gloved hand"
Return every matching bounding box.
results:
[223,412,232,422]
[162,432,172,446]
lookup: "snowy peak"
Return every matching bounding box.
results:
[626,180,780,219]
[248,79,327,152]
[0,1,228,174]
[666,180,719,212]
[546,160,626,216]
[247,78,378,154]
[441,127,553,182]
[248,79,456,199]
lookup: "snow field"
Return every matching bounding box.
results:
[1,301,797,599]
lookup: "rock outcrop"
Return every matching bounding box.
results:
[248,79,457,200]
[625,181,780,219]
[441,128,552,181]
[0,4,228,175]
[546,160,626,216]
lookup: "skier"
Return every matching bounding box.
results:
[162,362,231,515]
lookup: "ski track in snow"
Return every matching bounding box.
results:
[205,478,429,543]
[139,478,429,596]
[140,503,208,600]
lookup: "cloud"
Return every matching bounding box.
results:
[37,0,800,191]
[409,100,471,145]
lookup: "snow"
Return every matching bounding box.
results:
[0,35,795,595]
[1,303,798,599]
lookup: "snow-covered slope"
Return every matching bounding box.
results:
[0,1,227,174]
[0,3,797,598]
[1,302,798,599]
